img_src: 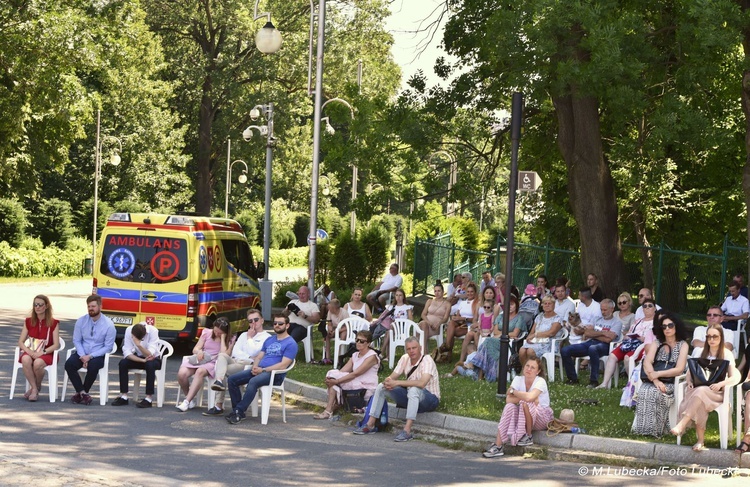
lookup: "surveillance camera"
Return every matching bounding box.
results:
[242,127,253,141]
[250,108,260,121]
[325,122,335,136]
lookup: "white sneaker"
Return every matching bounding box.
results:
[176,400,190,412]
[188,399,196,410]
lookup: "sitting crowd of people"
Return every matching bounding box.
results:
[15,267,750,454]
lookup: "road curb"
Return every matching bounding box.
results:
[286,379,750,469]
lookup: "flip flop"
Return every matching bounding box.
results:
[735,441,750,453]
[692,443,707,452]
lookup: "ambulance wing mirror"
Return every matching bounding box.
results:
[256,261,266,279]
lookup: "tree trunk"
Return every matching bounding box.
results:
[741,0,750,282]
[553,93,627,298]
[195,79,215,216]
[632,207,654,291]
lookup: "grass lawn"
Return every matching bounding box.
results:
[290,335,727,449]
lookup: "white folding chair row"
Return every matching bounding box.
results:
[332,317,371,368]
[10,337,66,403]
[129,339,174,407]
[249,360,296,424]
[61,341,117,405]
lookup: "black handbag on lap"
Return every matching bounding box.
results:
[687,357,729,387]
[640,343,676,384]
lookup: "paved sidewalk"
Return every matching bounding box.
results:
[285,379,750,472]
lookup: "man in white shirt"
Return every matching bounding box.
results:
[366,263,404,312]
[553,284,575,324]
[570,287,601,345]
[634,288,662,320]
[112,321,160,408]
[205,309,271,416]
[692,306,734,358]
[446,274,462,301]
[283,285,321,343]
[721,281,750,331]
[562,299,622,387]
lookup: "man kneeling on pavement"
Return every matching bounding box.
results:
[353,336,440,441]
[225,315,297,424]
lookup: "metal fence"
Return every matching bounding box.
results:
[412,233,749,320]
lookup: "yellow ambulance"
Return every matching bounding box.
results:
[92,213,263,343]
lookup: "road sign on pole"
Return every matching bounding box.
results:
[518,171,541,191]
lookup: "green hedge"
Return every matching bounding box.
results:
[250,245,309,268]
[0,241,89,277]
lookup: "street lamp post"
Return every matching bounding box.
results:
[243,102,275,320]
[224,138,248,218]
[428,150,455,216]
[92,110,122,269]
[252,0,327,292]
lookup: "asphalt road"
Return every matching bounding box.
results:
[0,279,734,486]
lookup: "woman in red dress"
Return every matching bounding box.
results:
[17,295,61,401]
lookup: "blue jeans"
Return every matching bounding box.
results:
[369,384,439,421]
[227,369,285,417]
[561,340,609,382]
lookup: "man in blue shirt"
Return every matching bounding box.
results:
[225,315,298,424]
[64,295,116,405]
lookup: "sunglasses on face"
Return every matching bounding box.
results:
[273,321,286,326]
[355,338,368,344]
[248,317,262,323]
[661,322,675,329]
[33,303,45,307]
[642,304,655,309]
[706,313,722,317]
[638,294,646,298]
[483,306,492,310]
[617,301,628,305]
[706,334,721,340]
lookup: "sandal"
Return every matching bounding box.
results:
[313,411,332,420]
[735,441,750,453]
[23,389,33,399]
[692,443,707,452]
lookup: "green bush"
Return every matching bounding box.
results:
[28,198,75,247]
[65,236,92,253]
[273,278,307,307]
[73,198,112,242]
[330,229,366,289]
[272,227,297,249]
[293,214,310,247]
[359,224,389,282]
[112,200,146,214]
[234,209,259,245]
[20,237,44,251]
[250,246,308,268]
[0,241,88,277]
[0,198,27,247]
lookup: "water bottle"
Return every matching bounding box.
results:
[571,427,585,434]
[286,291,299,300]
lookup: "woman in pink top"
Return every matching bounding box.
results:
[176,318,230,411]
[314,330,380,419]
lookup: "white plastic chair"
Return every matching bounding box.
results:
[176,374,217,408]
[129,339,174,407]
[419,322,446,351]
[732,320,746,360]
[541,327,569,382]
[250,360,296,424]
[675,375,732,449]
[62,341,117,405]
[736,381,748,447]
[302,324,315,363]
[388,319,419,369]
[333,317,371,368]
[10,337,66,402]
